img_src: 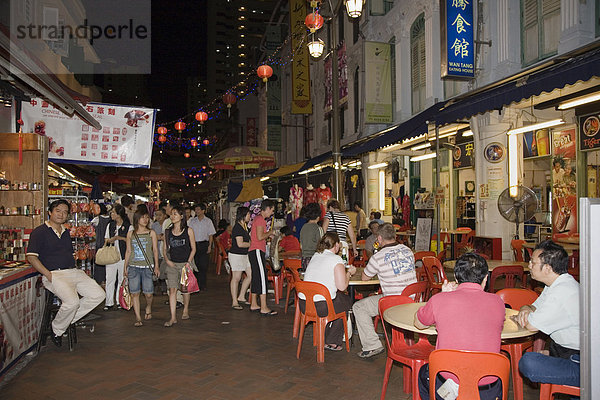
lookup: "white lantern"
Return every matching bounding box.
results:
[345,0,364,18]
[307,37,325,58]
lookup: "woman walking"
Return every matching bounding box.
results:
[103,204,130,311]
[124,207,160,326]
[162,205,196,327]
[229,207,252,310]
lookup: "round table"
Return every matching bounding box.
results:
[443,259,529,272]
[523,241,579,254]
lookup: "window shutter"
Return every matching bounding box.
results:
[523,0,538,27]
[542,0,560,15]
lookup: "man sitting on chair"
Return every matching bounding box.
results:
[517,240,580,388]
[414,253,505,400]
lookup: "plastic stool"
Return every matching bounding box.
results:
[37,290,77,352]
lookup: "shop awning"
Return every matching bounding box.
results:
[264,162,306,178]
[436,45,600,125]
[298,151,333,172]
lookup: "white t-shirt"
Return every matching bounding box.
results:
[364,243,416,296]
[529,273,580,350]
[301,249,344,301]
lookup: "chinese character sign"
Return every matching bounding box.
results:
[441,0,474,79]
[365,42,392,124]
[21,99,156,168]
[289,0,312,114]
[246,118,257,147]
[451,141,474,169]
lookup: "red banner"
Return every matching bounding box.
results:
[551,129,577,235]
[246,118,257,147]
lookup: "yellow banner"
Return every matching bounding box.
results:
[289,0,312,114]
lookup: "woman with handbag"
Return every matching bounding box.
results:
[229,207,252,310]
[162,205,196,327]
[103,204,131,311]
[124,207,160,327]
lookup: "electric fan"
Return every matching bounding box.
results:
[497,186,539,239]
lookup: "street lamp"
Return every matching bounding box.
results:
[345,0,365,18]
[307,37,325,58]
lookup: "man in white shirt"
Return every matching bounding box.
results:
[188,203,216,290]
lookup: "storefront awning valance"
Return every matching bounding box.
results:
[268,162,306,177]
[298,151,333,172]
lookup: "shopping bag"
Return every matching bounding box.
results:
[118,277,132,310]
[179,264,200,294]
[95,244,120,265]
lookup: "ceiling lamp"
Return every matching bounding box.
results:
[410,152,437,162]
[305,12,324,33]
[345,0,365,18]
[307,37,325,58]
[203,139,210,146]
[368,162,388,170]
[506,119,564,135]
[557,92,600,110]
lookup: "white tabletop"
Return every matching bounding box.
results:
[443,259,529,272]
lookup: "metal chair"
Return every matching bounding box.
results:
[37,290,77,352]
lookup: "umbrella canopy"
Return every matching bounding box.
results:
[209,146,275,170]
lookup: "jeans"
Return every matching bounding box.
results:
[128,267,154,294]
[519,352,580,387]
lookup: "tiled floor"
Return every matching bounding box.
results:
[2,269,542,400]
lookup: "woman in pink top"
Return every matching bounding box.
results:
[248,199,277,316]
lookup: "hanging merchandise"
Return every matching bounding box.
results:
[316,183,332,218]
[402,195,411,229]
[391,158,400,184]
[289,184,303,220]
[345,169,364,208]
[303,183,318,205]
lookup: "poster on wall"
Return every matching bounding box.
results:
[523,129,552,158]
[21,99,156,168]
[364,42,393,123]
[487,167,504,201]
[579,113,600,151]
[552,128,578,235]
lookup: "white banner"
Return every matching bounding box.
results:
[21,99,156,168]
[365,42,392,124]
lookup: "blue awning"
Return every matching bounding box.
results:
[298,151,332,172]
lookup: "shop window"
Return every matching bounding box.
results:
[370,0,394,16]
[521,0,560,66]
[443,79,464,100]
[411,14,426,114]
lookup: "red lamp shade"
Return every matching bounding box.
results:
[202,139,210,146]
[222,93,237,108]
[190,139,198,147]
[158,134,167,143]
[184,152,190,158]
[174,121,186,132]
[157,126,167,135]
[257,65,273,83]
[305,12,324,33]
[195,111,208,124]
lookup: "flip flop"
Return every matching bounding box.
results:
[134,321,143,327]
[232,305,243,310]
[181,315,190,320]
[249,308,261,313]
[238,300,250,305]
[324,344,343,351]
[144,313,152,320]
[260,310,278,316]
[164,320,177,327]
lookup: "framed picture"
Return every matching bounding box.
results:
[484,142,505,163]
[465,180,475,194]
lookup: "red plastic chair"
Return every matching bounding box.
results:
[422,256,448,297]
[539,383,580,399]
[414,251,436,261]
[415,266,428,282]
[496,288,538,309]
[428,349,510,400]
[401,281,429,302]
[489,265,526,292]
[283,259,302,314]
[295,281,350,363]
[511,239,527,262]
[214,239,228,275]
[379,295,434,399]
[352,240,368,268]
[454,230,475,257]
[266,262,284,305]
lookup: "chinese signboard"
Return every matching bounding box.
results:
[440,0,474,79]
[451,141,474,169]
[22,99,155,168]
[289,0,312,114]
[266,25,282,151]
[365,42,392,124]
[552,128,577,236]
[579,113,600,151]
[246,118,257,147]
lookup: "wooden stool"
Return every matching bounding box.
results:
[37,290,77,352]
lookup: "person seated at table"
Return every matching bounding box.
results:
[292,206,307,240]
[215,219,232,251]
[353,223,416,358]
[414,253,506,400]
[370,211,384,225]
[516,240,580,389]
[299,202,323,270]
[364,221,380,258]
[278,226,301,253]
[301,232,356,351]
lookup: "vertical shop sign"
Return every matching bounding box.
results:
[338,41,348,105]
[289,0,312,114]
[451,141,474,168]
[440,0,474,79]
[364,42,392,123]
[552,128,578,235]
[266,25,282,151]
[246,118,257,147]
[579,113,600,151]
[324,55,333,113]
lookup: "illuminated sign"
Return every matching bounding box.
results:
[440,0,474,79]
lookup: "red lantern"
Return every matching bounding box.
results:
[158,134,167,143]
[174,121,186,132]
[305,12,324,33]
[190,139,197,147]
[222,93,236,108]
[184,152,190,158]
[202,139,210,146]
[195,111,208,124]
[257,65,273,83]
[157,126,167,135]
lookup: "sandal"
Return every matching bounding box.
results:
[238,300,250,305]
[134,321,143,327]
[163,320,177,327]
[144,313,152,320]
[260,310,278,316]
[232,305,243,310]
[181,315,190,320]
[324,344,343,351]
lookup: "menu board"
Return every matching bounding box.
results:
[415,218,433,252]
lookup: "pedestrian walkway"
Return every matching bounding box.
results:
[2,270,541,400]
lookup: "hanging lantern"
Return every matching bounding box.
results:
[222,93,237,117]
[257,65,273,83]
[184,152,190,158]
[174,121,186,132]
[202,139,210,146]
[345,0,365,18]
[305,12,324,33]
[158,134,167,143]
[190,139,198,147]
[157,126,167,135]
[308,36,325,58]
[195,111,208,124]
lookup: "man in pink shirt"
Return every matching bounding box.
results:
[248,199,277,316]
[414,253,505,400]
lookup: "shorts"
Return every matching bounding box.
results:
[128,266,154,294]
[165,261,195,289]
[228,253,251,272]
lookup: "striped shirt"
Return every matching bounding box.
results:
[363,243,416,296]
[325,211,351,241]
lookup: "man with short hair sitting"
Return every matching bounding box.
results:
[517,240,580,388]
[414,253,505,400]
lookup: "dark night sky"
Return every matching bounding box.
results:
[149,1,207,122]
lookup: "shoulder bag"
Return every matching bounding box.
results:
[95,243,120,265]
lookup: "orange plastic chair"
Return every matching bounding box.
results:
[214,240,228,275]
[422,256,448,297]
[283,258,302,314]
[379,295,434,398]
[428,349,510,400]
[539,383,580,399]
[496,288,538,309]
[295,281,350,363]
[401,281,429,302]
[511,239,527,262]
[415,266,428,282]
[414,251,436,261]
[489,265,526,292]
[266,262,283,305]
